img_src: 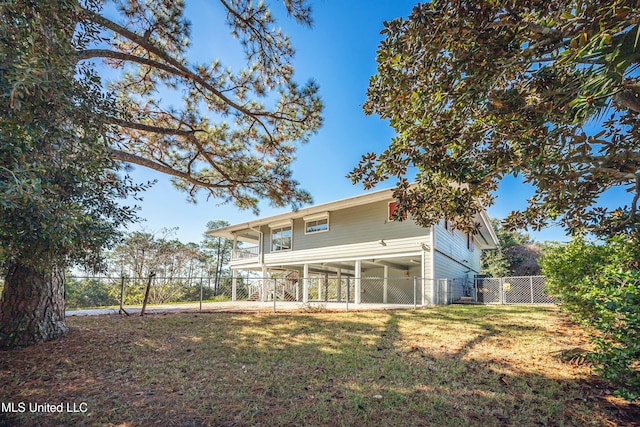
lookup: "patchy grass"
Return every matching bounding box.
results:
[0,305,638,426]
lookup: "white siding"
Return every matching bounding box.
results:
[261,199,430,263]
[294,200,428,251]
[432,220,483,303]
[263,236,426,265]
[433,220,482,276]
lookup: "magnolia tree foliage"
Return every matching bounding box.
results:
[0,0,143,273]
[350,0,640,238]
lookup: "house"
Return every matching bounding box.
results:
[206,188,499,305]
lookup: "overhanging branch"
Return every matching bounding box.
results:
[79,8,287,137]
[108,148,218,189]
[108,117,201,137]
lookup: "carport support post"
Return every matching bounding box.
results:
[355,259,361,304]
[261,266,268,302]
[324,273,329,302]
[346,277,350,312]
[383,266,389,304]
[303,264,309,303]
[530,276,534,304]
[231,270,237,302]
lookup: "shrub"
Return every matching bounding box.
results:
[541,237,640,401]
[65,278,119,309]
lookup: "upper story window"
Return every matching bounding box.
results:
[388,201,407,221]
[269,220,292,252]
[444,220,455,234]
[467,233,475,251]
[304,212,329,234]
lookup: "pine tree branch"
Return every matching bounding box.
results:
[107,148,231,190]
[107,116,257,187]
[108,116,201,136]
[79,9,287,137]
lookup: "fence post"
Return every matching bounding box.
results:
[413,276,417,310]
[200,278,204,313]
[140,272,155,316]
[446,279,450,305]
[473,277,478,302]
[273,279,277,313]
[119,275,129,316]
[346,277,350,312]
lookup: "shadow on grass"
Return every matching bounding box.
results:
[0,306,638,426]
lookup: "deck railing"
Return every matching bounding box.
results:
[232,246,260,260]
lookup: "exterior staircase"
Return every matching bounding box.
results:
[248,290,296,301]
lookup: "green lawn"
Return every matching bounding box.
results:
[1,305,638,426]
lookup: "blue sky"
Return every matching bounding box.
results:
[117,0,570,245]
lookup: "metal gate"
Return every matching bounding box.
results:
[475,275,555,304]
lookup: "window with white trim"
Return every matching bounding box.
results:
[271,226,292,251]
[269,221,292,252]
[304,212,329,234]
[306,218,328,234]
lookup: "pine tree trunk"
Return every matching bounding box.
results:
[0,262,68,349]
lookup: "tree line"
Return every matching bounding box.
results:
[105,222,232,284]
[67,221,234,309]
[481,218,544,277]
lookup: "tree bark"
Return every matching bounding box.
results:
[0,262,68,350]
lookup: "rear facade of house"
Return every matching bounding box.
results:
[207,188,499,306]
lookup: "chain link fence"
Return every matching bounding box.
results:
[2,275,554,314]
[65,275,233,315]
[64,275,453,315]
[475,275,555,304]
